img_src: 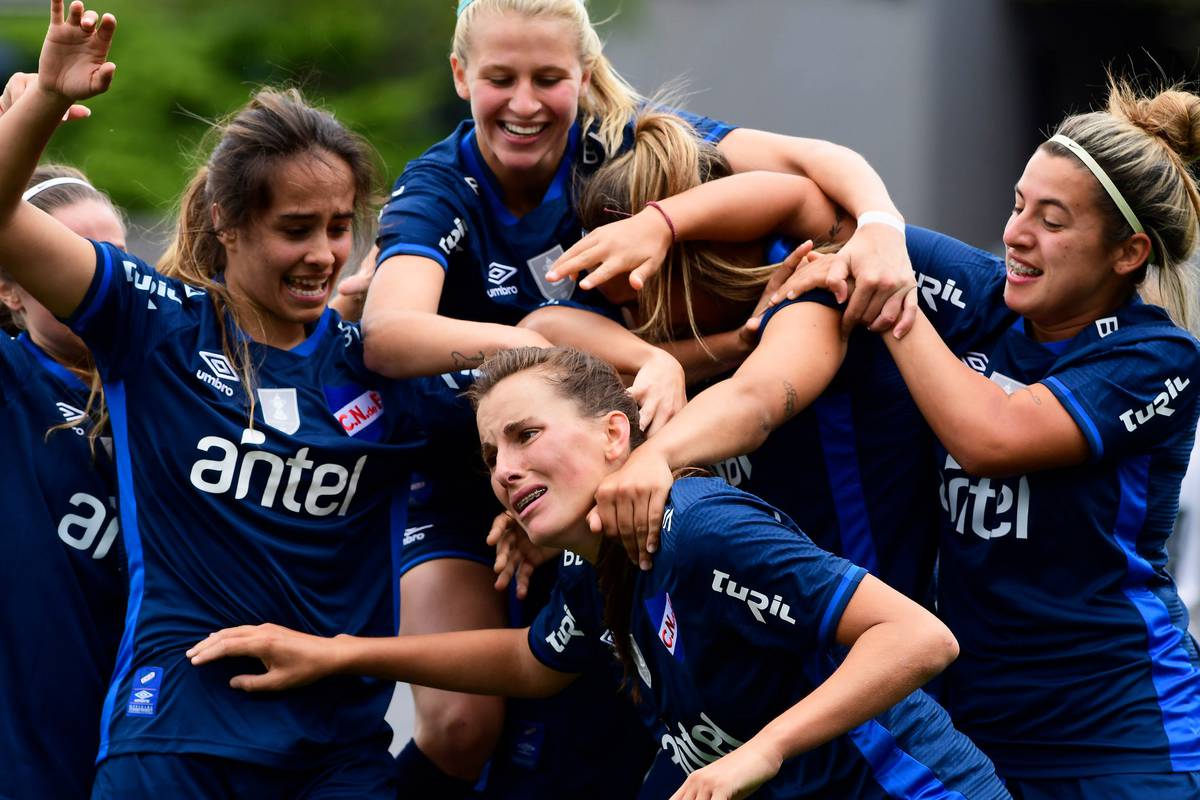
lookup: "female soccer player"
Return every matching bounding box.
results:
[189,346,1012,800]
[364,1,914,786]
[749,78,1200,798]
[872,83,1200,800]
[0,3,464,795]
[0,164,126,800]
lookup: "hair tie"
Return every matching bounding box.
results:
[1048,134,1154,264]
[22,177,94,203]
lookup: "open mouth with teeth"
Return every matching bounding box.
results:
[1006,257,1043,281]
[501,121,549,139]
[284,275,330,300]
[513,486,547,514]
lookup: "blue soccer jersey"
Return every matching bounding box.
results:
[527,477,1010,799]
[907,226,1200,778]
[376,111,735,326]
[66,242,465,767]
[703,233,1002,603]
[0,334,125,799]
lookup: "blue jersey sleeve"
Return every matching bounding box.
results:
[65,241,201,380]
[376,163,471,270]
[905,225,1006,350]
[668,486,866,655]
[527,555,608,674]
[1042,328,1200,461]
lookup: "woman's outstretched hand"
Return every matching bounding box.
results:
[187,624,342,692]
[545,207,674,292]
[40,0,117,103]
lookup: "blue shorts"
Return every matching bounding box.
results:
[400,479,497,577]
[92,748,395,799]
[1007,771,1200,800]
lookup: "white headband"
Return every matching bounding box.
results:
[22,177,94,203]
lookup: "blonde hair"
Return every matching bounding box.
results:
[2,164,126,448]
[452,0,642,159]
[576,110,778,345]
[1045,76,1200,334]
[159,88,377,422]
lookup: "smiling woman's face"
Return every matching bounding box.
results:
[476,369,613,546]
[1002,148,1137,339]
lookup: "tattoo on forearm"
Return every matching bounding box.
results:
[826,206,845,243]
[783,380,798,417]
[451,350,485,369]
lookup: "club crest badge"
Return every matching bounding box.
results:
[258,387,301,435]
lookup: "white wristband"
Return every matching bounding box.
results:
[856,211,906,235]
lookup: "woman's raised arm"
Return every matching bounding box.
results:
[0,1,115,317]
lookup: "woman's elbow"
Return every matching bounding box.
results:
[915,619,959,678]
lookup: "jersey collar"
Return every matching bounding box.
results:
[459,121,581,227]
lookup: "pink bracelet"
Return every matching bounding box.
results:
[645,200,677,243]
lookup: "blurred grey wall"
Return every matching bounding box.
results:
[604,0,1200,253]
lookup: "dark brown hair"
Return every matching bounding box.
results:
[468,346,647,696]
[158,87,378,420]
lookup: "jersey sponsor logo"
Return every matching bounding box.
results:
[127,666,163,717]
[657,592,680,655]
[402,523,431,546]
[189,427,367,517]
[463,176,479,196]
[122,260,203,309]
[1119,376,1190,433]
[660,713,745,776]
[57,492,120,560]
[916,272,966,312]
[562,550,586,567]
[438,217,468,255]
[711,454,753,488]
[526,245,576,302]
[661,507,674,533]
[1096,316,1119,338]
[485,262,520,298]
[962,351,989,373]
[334,389,384,438]
[940,453,1030,540]
[196,350,239,397]
[259,388,301,435]
[544,602,584,653]
[710,569,796,625]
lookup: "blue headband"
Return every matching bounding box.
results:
[456,0,474,16]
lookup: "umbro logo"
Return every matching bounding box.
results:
[196,350,238,397]
[199,351,239,383]
[56,401,85,423]
[487,263,518,285]
[486,262,519,298]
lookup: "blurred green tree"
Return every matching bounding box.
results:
[0,0,637,213]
